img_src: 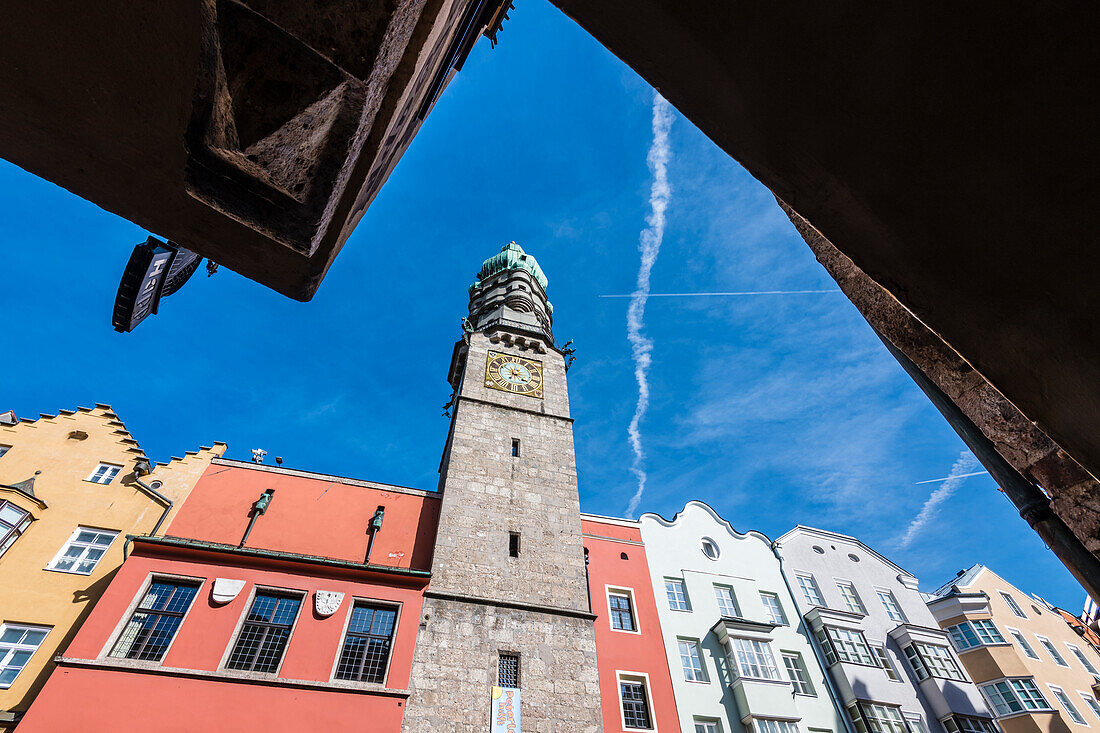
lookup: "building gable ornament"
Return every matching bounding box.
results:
[315,590,344,617]
[211,578,246,605]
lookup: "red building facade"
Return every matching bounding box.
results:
[18,458,440,731]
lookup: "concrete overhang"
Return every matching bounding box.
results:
[927,593,993,626]
[803,606,866,632]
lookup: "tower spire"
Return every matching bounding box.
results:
[466,241,553,345]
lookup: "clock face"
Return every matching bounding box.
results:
[485,351,544,399]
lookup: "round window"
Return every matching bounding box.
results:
[812,545,826,554]
[701,538,720,560]
[848,553,860,562]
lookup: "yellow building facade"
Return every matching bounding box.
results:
[927,566,1100,733]
[0,404,223,728]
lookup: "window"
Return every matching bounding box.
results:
[679,639,708,682]
[849,703,907,733]
[0,500,31,558]
[1037,635,1070,667]
[334,603,397,683]
[511,439,520,457]
[783,652,816,695]
[621,552,629,560]
[498,652,520,688]
[714,586,740,617]
[0,445,10,458]
[226,592,302,673]
[508,532,520,558]
[728,637,782,680]
[796,574,824,607]
[609,591,637,632]
[1080,693,1100,721]
[701,538,720,560]
[695,721,721,733]
[825,626,876,666]
[981,679,1052,715]
[47,527,118,574]
[620,679,652,729]
[666,579,690,611]
[872,645,900,681]
[837,582,867,614]
[86,462,122,484]
[905,717,928,733]
[905,645,929,681]
[909,643,965,681]
[110,580,199,661]
[947,620,1005,650]
[761,593,788,625]
[944,717,999,733]
[1000,592,1027,619]
[877,591,906,623]
[0,624,49,688]
[755,720,799,733]
[1068,644,1100,675]
[1007,628,1039,659]
[1050,686,1087,725]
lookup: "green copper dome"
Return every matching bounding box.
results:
[471,241,548,292]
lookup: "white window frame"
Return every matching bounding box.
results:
[760,592,788,625]
[903,714,928,733]
[665,579,690,612]
[700,537,720,561]
[1078,692,1100,722]
[1068,644,1100,675]
[876,590,906,623]
[46,526,119,575]
[826,626,877,666]
[0,500,33,558]
[86,462,123,484]
[694,719,722,733]
[678,638,708,683]
[0,623,50,689]
[782,651,816,695]
[727,636,783,681]
[912,642,965,681]
[607,586,641,635]
[796,573,824,607]
[1037,635,1070,667]
[754,719,800,733]
[836,580,867,615]
[999,591,1027,619]
[714,585,740,618]
[617,670,656,732]
[980,678,1053,717]
[1006,627,1039,659]
[1049,685,1088,725]
[872,644,901,681]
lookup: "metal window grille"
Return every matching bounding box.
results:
[760,593,787,625]
[0,624,49,688]
[621,681,651,729]
[783,653,816,695]
[498,653,520,687]
[0,501,31,558]
[609,593,636,631]
[334,603,397,683]
[110,581,199,661]
[226,592,302,673]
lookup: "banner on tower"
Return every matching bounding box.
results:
[490,686,520,733]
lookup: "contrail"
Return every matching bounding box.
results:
[625,92,673,519]
[898,451,981,548]
[600,290,841,298]
[913,470,987,485]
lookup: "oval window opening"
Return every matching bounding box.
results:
[701,538,720,560]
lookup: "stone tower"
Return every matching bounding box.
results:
[403,242,603,733]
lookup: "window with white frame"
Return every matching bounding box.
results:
[824,626,876,666]
[0,624,49,688]
[701,537,720,560]
[871,645,901,681]
[848,702,907,733]
[1037,635,1070,667]
[981,678,1052,716]
[761,592,788,625]
[947,620,1005,650]
[727,637,782,680]
[904,644,929,681]
[695,720,721,733]
[836,581,867,614]
[999,592,1027,619]
[782,652,816,695]
[0,500,32,558]
[1079,693,1100,722]
[904,715,928,733]
[905,643,965,681]
[609,591,637,632]
[1050,686,1087,725]
[755,719,799,733]
[1068,644,1100,675]
[47,527,118,574]
[1006,627,1039,659]
[110,579,199,661]
[679,639,708,682]
[86,462,122,484]
[943,716,999,733]
[877,591,906,623]
[796,574,824,607]
[619,675,653,730]
[714,585,739,617]
[665,579,690,611]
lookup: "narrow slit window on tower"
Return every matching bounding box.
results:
[509,532,521,558]
[499,652,520,687]
[511,439,521,457]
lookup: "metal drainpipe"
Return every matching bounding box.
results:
[584,547,592,614]
[133,476,173,537]
[874,331,1100,603]
[773,541,858,733]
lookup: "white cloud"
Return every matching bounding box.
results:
[897,450,982,548]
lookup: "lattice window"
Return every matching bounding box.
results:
[621,680,652,729]
[226,592,302,673]
[609,592,636,631]
[334,603,397,683]
[498,653,520,688]
[111,580,199,661]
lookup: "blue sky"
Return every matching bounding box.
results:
[0,1,1080,609]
